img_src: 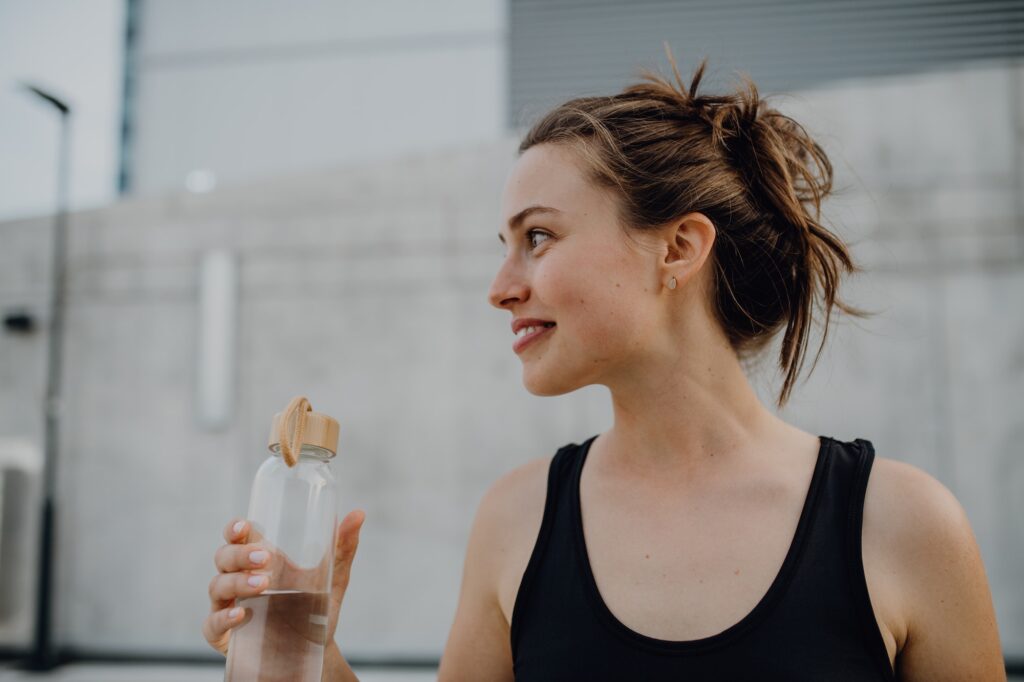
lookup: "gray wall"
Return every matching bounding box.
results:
[129,0,507,199]
[0,59,1021,661]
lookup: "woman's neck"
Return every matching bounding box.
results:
[599,336,787,484]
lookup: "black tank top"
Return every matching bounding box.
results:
[510,434,896,681]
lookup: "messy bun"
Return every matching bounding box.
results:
[518,43,874,409]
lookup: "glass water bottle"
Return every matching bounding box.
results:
[224,396,340,682]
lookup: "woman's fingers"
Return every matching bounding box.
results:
[213,542,273,573]
[223,518,264,544]
[202,605,252,656]
[208,571,269,606]
[223,518,247,543]
[205,518,270,657]
[333,510,366,590]
[323,510,367,641]
[326,509,366,642]
[337,510,366,560]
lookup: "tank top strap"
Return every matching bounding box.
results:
[780,435,893,680]
[509,439,584,652]
[842,437,895,680]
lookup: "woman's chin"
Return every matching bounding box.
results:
[521,366,577,397]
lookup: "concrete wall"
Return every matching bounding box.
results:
[0,59,1021,661]
[776,60,1024,657]
[130,0,507,199]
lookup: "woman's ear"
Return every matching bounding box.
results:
[662,212,716,283]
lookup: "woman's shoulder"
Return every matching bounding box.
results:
[479,453,555,558]
[470,452,556,624]
[864,454,974,558]
[480,452,553,518]
[862,453,999,665]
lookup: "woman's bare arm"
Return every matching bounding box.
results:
[435,470,522,681]
[436,454,557,681]
[873,459,1006,681]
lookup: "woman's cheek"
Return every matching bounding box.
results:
[600,286,654,348]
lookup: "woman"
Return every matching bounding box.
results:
[203,51,1007,680]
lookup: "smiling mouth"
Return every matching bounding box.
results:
[516,322,554,335]
[513,324,555,353]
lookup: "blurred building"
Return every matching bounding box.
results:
[124,0,506,197]
[0,0,1021,673]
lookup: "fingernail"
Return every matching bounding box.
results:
[249,550,268,565]
[233,521,245,535]
[229,607,242,619]
[247,575,266,588]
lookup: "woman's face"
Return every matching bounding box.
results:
[488,143,670,396]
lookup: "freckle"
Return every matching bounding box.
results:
[616,282,621,287]
[699,579,704,584]
[734,568,740,575]
[645,554,650,559]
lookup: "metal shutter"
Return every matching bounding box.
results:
[509,0,1024,128]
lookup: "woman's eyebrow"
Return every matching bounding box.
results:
[498,205,562,244]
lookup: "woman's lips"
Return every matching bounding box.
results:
[513,325,555,354]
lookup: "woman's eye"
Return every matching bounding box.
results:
[526,229,551,249]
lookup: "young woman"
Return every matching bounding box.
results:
[204,51,1007,680]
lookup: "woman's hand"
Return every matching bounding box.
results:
[325,510,367,642]
[201,510,367,657]
[203,518,273,655]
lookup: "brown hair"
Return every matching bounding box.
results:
[517,44,875,409]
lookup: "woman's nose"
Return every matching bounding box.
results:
[488,258,529,310]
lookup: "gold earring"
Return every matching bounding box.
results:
[668,277,677,290]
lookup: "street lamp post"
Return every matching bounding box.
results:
[19,82,72,672]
